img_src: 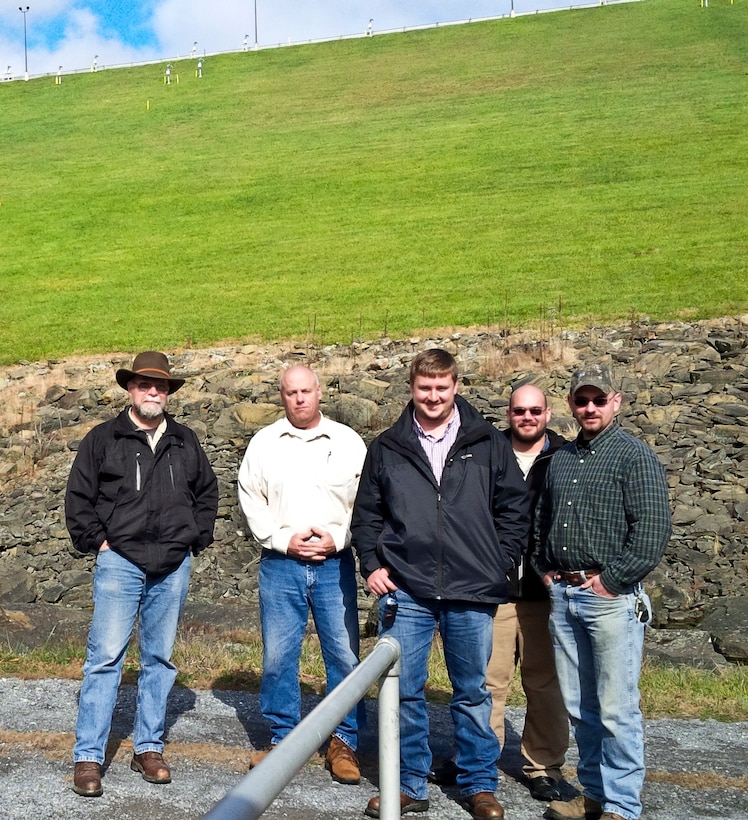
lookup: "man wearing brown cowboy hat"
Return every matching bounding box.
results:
[66,351,218,798]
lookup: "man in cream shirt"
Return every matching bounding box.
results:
[238,365,367,784]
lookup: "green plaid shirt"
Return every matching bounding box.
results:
[533,422,671,595]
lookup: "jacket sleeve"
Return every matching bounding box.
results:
[530,480,554,577]
[492,434,531,575]
[350,440,385,579]
[65,427,108,555]
[188,431,219,555]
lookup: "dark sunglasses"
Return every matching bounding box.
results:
[510,407,544,416]
[133,380,169,394]
[572,395,611,408]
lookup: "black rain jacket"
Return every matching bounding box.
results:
[351,395,530,604]
[65,409,218,575]
[503,428,566,600]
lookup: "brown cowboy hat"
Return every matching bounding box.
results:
[115,351,186,394]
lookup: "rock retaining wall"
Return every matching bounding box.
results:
[1,316,748,661]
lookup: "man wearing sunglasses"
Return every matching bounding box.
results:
[431,386,569,801]
[66,351,218,798]
[486,384,569,802]
[533,364,671,820]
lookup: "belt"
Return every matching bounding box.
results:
[555,570,600,586]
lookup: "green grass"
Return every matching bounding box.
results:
[639,657,748,721]
[1,634,746,721]
[0,0,746,363]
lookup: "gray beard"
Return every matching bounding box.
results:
[133,401,164,422]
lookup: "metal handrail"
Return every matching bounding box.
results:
[203,636,401,820]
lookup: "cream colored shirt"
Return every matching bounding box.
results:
[512,448,538,480]
[237,414,367,554]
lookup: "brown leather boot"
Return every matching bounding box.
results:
[545,795,603,820]
[73,761,103,797]
[130,751,171,783]
[364,792,430,818]
[461,792,505,819]
[325,736,361,784]
[248,744,276,769]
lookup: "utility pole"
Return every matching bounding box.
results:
[18,6,30,81]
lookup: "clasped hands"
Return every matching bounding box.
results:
[286,527,336,561]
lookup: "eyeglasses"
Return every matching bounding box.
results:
[132,380,169,394]
[510,406,545,416]
[572,394,612,408]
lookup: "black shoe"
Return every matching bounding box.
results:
[428,758,458,785]
[529,776,562,801]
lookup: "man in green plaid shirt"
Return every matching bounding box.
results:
[533,363,671,820]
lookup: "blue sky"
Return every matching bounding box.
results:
[0,0,599,77]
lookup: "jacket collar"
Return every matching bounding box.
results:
[502,427,567,460]
[385,393,493,452]
[113,407,183,441]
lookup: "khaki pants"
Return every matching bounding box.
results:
[486,599,569,780]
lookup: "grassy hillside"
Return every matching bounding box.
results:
[1,0,746,363]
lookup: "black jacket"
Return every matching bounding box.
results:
[503,428,566,601]
[65,409,218,575]
[351,395,530,604]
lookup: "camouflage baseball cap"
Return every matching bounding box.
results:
[569,363,617,395]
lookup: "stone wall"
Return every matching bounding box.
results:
[1,316,747,660]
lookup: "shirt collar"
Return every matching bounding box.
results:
[575,420,619,452]
[128,408,166,435]
[412,404,461,441]
[279,412,331,442]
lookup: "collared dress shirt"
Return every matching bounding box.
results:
[412,405,461,484]
[533,422,671,595]
[238,413,367,554]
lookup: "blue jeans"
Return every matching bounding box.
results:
[548,582,646,820]
[259,550,361,748]
[73,548,191,764]
[380,589,499,801]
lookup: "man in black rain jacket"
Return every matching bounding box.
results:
[352,349,529,820]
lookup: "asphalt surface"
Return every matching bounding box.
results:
[0,677,746,820]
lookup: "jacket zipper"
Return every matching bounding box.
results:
[435,453,458,600]
[435,487,443,600]
[135,452,141,492]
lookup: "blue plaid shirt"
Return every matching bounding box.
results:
[533,422,671,595]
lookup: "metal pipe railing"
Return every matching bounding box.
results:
[203,636,401,820]
[374,640,401,819]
